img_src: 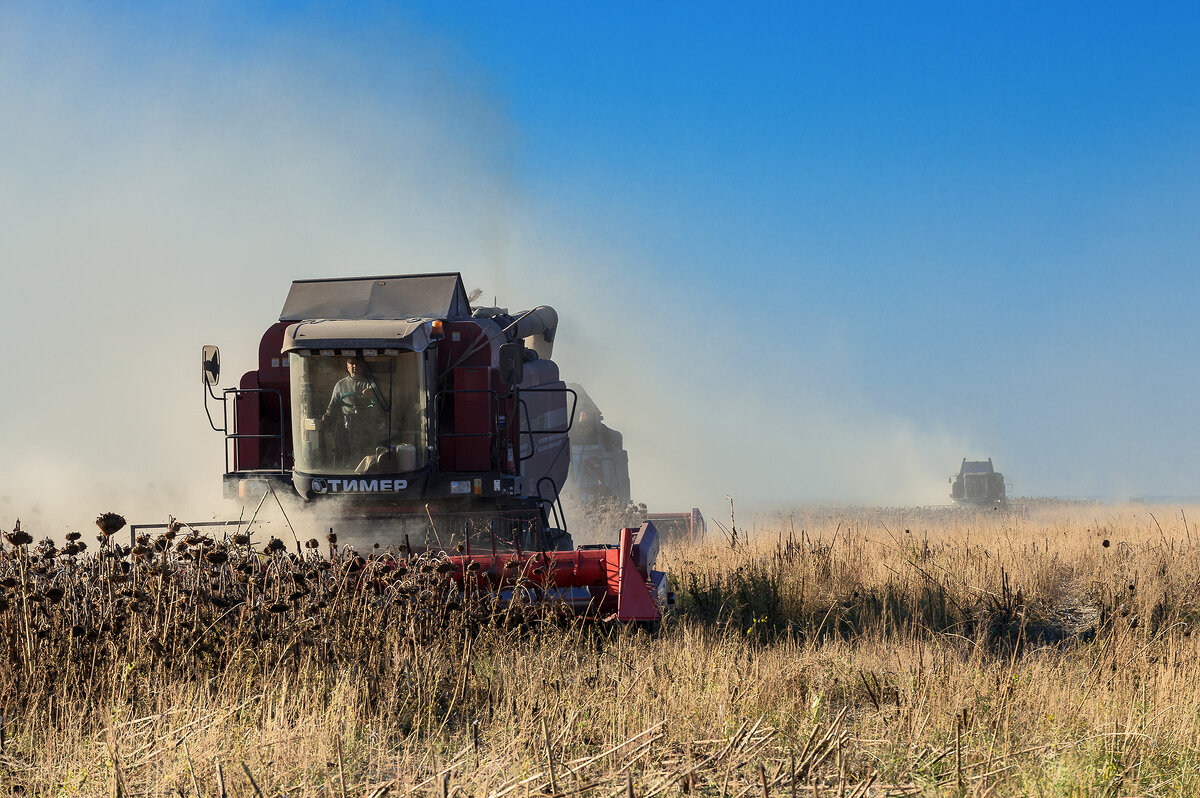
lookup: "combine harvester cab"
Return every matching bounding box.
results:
[200,273,670,622]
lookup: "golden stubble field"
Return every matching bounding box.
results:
[2,501,1199,796]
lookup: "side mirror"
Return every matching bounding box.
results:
[202,345,221,386]
[498,342,525,385]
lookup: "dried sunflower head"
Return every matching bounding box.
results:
[5,530,33,547]
[95,513,127,536]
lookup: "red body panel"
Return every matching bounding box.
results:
[234,322,292,471]
[234,371,261,469]
[431,320,525,477]
[441,367,492,472]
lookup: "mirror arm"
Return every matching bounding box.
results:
[203,381,226,432]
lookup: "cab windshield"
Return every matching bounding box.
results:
[290,351,428,475]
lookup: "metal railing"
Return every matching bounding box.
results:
[535,475,568,540]
[516,386,577,462]
[433,386,500,471]
[127,519,247,549]
[204,380,287,475]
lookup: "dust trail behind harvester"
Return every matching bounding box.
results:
[0,8,963,541]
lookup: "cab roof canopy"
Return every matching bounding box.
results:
[279,273,473,322]
[959,458,996,475]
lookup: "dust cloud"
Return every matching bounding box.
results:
[481,242,967,522]
[0,7,965,541]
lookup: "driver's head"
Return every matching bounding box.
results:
[346,357,364,377]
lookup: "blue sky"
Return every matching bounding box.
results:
[400,2,1200,498]
[406,2,1200,499]
[2,2,1199,527]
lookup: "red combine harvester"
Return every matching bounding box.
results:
[200,273,669,622]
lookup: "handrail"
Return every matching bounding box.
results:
[432,387,498,436]
[128,518,247,548]
[219,387,287,475]
[516,387,577,435]
[516,387,577,463]
[534,475,568,539]
[433,386,501,471]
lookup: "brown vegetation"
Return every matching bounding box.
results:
[2,504,1200,795]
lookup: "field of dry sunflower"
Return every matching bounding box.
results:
[4,502,1200,796]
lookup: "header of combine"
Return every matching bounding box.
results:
[950,457,1008,508]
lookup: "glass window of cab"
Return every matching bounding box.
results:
[289,352,428,475]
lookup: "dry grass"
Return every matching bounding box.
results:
[4,503,1200,795]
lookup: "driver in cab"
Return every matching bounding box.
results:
[322,357,384,463]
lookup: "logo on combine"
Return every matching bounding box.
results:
[311,478,406,495]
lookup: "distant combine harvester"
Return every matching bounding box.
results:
[950,458,1008,508]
